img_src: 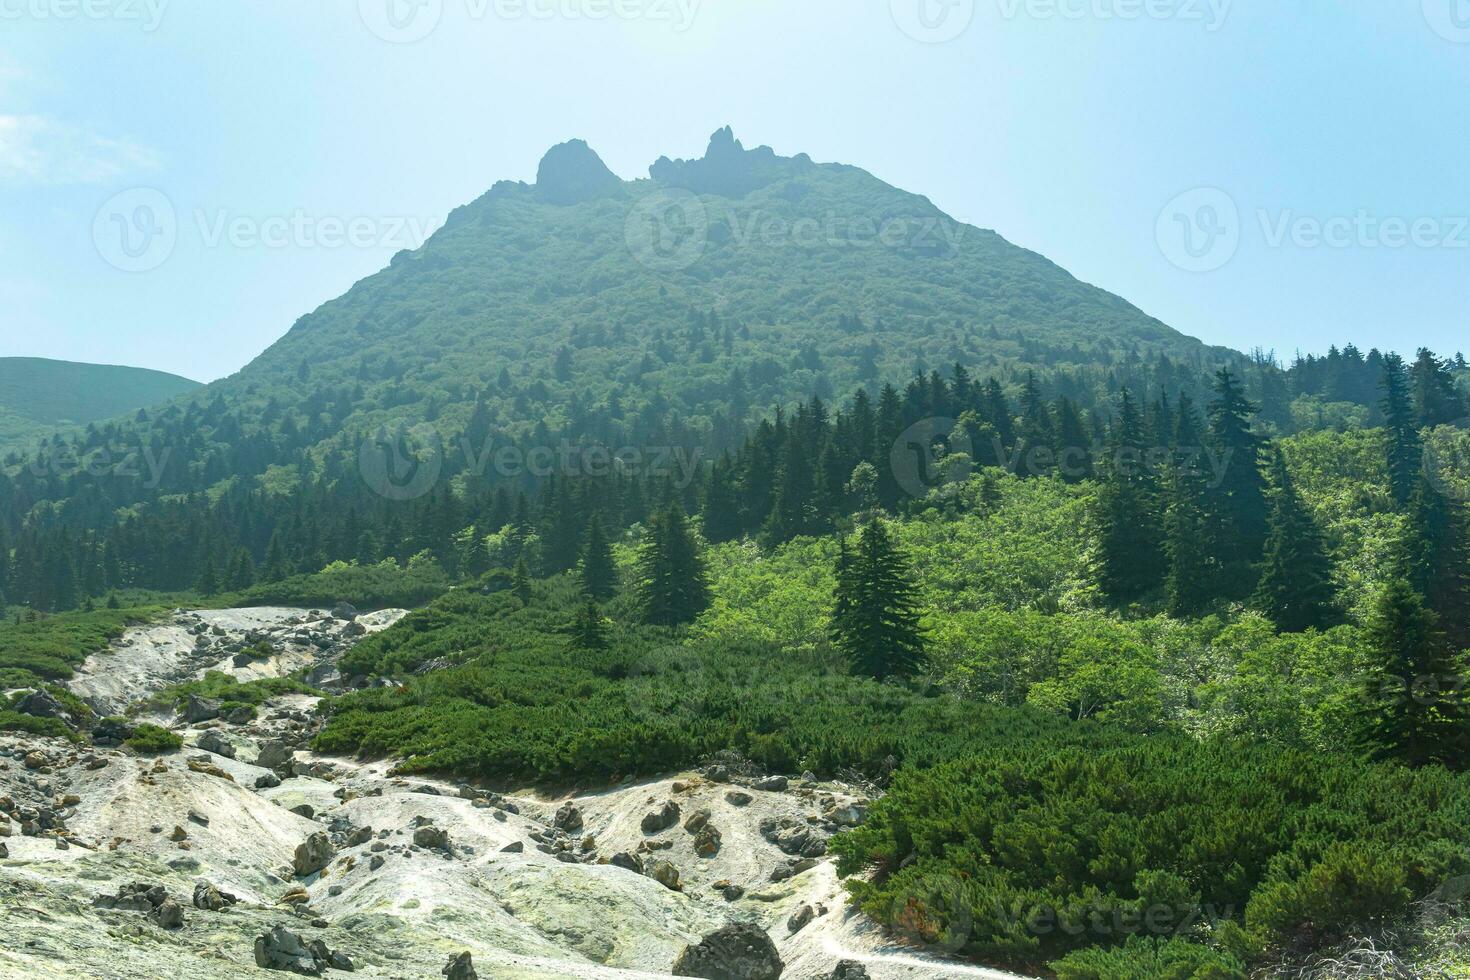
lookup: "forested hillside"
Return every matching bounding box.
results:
[4,129,1470,979]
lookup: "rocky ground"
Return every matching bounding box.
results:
[0,607,1027,979]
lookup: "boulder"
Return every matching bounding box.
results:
[553,802,583,833]
[607,850,643,874]
[724,790,753,807]
[648,858,682,892]
[331,602,359,621]
[443,951,478,980]
[672,921,784,979]
[827,961,870,980]
[694,825,722,858]
[150,898,185,929]
[193,880,239,911]
[641,800,681,834]
[16,689,73,725]
[256,739,294,770]
[184,695,221,723]
[413,825,451,851]
[752,775,788,792]
[254,926,324,975]
[499,840,524,854]
[293,832,335,878]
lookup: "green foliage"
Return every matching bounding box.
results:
[832,739,1470,967]
[147,671,315,713]
[0,605,166,684]
[831,518,926,680]
[1251,450,1336,631]
[1051,936,1246,980]
[231,558,450,610]
[125,723,183,754]
[634,503,711,627]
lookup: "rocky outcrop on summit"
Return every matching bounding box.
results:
[534,139,622,205]
[650,126,815,197]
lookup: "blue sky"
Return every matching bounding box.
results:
[2,0,1467,382]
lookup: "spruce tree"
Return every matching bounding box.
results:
[830,518,927,680]
[568,598,609,651]
[1357,577,1467,767]
[1251,451,1335,632]
[635,503,711,627]
[579,513,618,602]
[1163,393,1214,617]
[1381,353,1422,508]
[1407,480,1470,652]
[1205,368,1267,577]
[512,556,533,604]
[1096,390,1165,604]
[701,454,743,543]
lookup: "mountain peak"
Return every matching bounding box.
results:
[649,126,813,197]
[534,139,621,205]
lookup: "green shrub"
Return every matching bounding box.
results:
[125,724,182,753]
[146,671,313,713]
[0,606,166,682]
[231,558,450,610]
[1051,936,1246,980]
[831,741,1470,968]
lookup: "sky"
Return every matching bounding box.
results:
[1,0,1467,383]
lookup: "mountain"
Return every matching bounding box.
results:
[2,128,1248,605]
[230,126,1229,440]
[0,357,200,452]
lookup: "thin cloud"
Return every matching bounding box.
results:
[0,115,160,185]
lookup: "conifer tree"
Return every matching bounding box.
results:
[1205,368,1267,575]
[1407,480,1470,652]
[1096,390,1165,604]
[1381,353,1422,508]
[635,503,711,627]
[830,517,927,680]
[701,454,743,543]
[578,513,618,602]
[568,598,609,651]
[1357,577,1467,767]
[512,555,533,604]
[1162,393,1215,617]
[1411,348,1465,427]
[1251,451,1335,632]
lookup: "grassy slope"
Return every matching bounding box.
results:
[0,357,199,450]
